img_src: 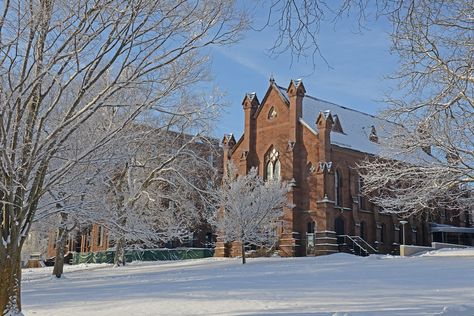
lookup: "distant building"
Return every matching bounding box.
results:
[46,132,221,260]
[215,79,471,258]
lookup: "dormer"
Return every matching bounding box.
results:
[332,114,344,133]
[369,125,378,143]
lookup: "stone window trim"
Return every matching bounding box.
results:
[334,205,351,211]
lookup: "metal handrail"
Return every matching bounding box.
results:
[349,235,378,254]
[337,235,378,255]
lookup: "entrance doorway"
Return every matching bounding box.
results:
[335,217,345,244]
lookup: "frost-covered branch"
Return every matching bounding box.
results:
[216,165,291,264]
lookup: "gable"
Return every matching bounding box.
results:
[253,82,289,120]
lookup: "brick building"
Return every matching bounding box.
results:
[215,79,471,257]
[46,132,221,260]
[46,224,109,258]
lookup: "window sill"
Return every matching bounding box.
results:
[334,206,351,211]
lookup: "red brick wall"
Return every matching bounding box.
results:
[220,80,442,257]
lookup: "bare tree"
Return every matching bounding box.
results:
[35,112,115,278]
[102,130,219,267]
[95,94,221,266]
[255,0,375,65]
[0,0,246,313]
[216,165,291,264]
[259,1,473,217]
[41,164,104,278]
[359,0,473,218]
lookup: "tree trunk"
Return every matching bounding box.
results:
[52,212,72,278]
[114,237,126,267]
[52,227,68,278]
[0,243,23,315]
[241,242,246,264]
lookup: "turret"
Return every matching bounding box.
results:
[241,93,259,169]
[287,79,306,142]
[316,110,334,162]
[221,133,236,179]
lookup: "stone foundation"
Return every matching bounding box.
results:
[213,240,228,257]
[278,232,301,257]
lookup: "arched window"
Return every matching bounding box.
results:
[335,170,342,206]
[265,147,281,181]
[266,161,273,181]
[360,221,366,240]
[268,106,277,119]
[274,159,281,181]
[307,221,315,233]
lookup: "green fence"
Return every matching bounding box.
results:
[71,248,214,265]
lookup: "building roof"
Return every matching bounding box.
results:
[276,84,396,155]
[304,95,393,155]
[430,223,474,234]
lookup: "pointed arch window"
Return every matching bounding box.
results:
[265,148,281,181]
[268,106,277,119]
[335,170,342,206]
[266,161,274,181]
[274,159,281,180]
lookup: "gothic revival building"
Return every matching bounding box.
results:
[215,79,470,258]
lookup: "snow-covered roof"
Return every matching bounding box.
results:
[430,223,474,234]
[277,85,395,155]
[303,95,393,155]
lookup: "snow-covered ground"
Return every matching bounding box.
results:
[22,249,474,316]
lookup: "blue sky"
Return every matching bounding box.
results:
[210,4,398,138]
